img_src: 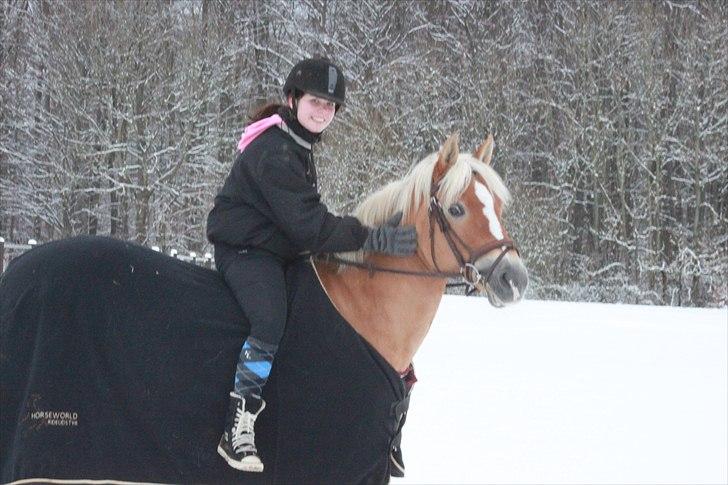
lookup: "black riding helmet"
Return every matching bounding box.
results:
[283,58,346,109]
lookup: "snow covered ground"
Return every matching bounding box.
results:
[393,297,727,485]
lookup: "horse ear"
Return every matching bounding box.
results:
[434,133,460,180]
[474,133,494,166]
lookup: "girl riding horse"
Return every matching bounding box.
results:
[0,131,528,484]
[206,57,418,472]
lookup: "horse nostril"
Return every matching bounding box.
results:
[499,270,521,300]
[500,271,510,286]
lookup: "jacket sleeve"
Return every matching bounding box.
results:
[254,147,368,254]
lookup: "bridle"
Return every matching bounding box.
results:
[427,182,517,294]
[317,180,518,295]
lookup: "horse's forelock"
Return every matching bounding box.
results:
[437,155,474,207]
[470,158,511,207]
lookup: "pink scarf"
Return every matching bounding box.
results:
[237,114,283,152]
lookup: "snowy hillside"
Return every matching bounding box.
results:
[393,297,727,485]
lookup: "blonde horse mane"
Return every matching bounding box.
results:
[337,146,511,264]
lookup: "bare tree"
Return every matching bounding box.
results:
[1,0,725,306]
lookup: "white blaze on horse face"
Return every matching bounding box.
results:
[474,181,504,240]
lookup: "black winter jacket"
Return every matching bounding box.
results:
[206,114,368,261]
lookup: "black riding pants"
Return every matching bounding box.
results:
[214,245,287,346]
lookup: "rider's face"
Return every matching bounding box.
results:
[292,93,336,134]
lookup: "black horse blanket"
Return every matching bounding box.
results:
[0,236,410,484]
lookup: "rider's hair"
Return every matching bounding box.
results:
[249,102,282,123]
[249,89,305,123]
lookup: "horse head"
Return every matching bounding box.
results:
[414,132,528,306]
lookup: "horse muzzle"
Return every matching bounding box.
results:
[473,250,528,307]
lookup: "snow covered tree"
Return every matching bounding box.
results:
[1,0,725,306]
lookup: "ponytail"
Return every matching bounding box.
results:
[249,88,306,123]
[249,102,284,123]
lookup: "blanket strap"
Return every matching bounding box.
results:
[389,364,417,477]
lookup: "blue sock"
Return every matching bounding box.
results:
[234,337,278,398]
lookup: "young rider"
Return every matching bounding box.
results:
[206,57,418,472]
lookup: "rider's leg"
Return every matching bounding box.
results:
[215,248,287,472]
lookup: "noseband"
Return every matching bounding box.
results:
[317,183,517,295]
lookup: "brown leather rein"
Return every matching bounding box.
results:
[317,183,518,294]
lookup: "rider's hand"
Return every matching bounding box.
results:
[362,212,417,257]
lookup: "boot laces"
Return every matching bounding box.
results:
[231,399,266,454]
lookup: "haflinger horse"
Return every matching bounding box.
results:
[0,133,527,485]
[318,133,527,375]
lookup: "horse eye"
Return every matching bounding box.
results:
[448,203,465,217]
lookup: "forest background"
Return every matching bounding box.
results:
[1,0,726,307]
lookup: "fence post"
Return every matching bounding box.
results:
[204,252,213,269]
[0,237,5,273]
[190,252,197,265]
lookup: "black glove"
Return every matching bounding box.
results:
[362,212,417,257]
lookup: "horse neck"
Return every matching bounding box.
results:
[313,257,446,374]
